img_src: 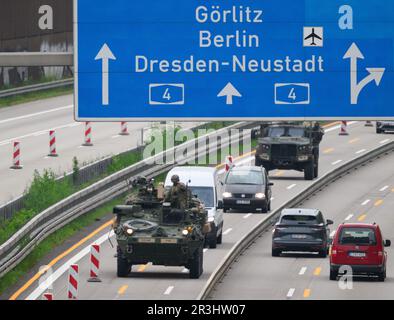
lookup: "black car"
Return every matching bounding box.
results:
[222,166,273,213]
[376,121,394,134]
[272,208,333,257]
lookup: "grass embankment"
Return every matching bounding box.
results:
[0,85,73,108]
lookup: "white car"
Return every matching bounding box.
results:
[165,166,224,248]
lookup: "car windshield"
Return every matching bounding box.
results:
[225,170,264,185]
[339,228,377,246]
[266,127,305,138]
[189,187,214,208]
[280,215,320,225]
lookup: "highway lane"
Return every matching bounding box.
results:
[0,95,202,204]
[211,148,394,300]
[12,121,393,300]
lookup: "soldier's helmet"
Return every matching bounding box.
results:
[171,174,180,184]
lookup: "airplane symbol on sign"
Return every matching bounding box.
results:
[303,27,323,47]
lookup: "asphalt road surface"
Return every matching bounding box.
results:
[9,121,393,300]
[0,95,201,204]
[211,146,394,300]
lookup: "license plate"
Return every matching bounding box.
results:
[137,238,155,243]
[292,234,307,239]
[349,252,366,257]
[160,238,177,244]
[236,200,250,205]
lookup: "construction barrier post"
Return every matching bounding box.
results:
[339,121,349,136]
[87,245,102,282]
[10,142,23,169]
[67,264,79,300]
[365,121,374,127]
[82,122,93,146]
[48,130,58,157]
[225,155,234,172]
[119,122,130,136]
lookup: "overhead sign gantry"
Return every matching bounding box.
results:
[74,0,394,120]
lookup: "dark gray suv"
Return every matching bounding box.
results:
[222,166,273,213]
[272,208,333,257]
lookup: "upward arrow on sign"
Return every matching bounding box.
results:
[95,43,116,106]
[217,82,242,105]
[343,42,385,105]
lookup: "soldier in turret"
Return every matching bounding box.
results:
[165,174,188,209]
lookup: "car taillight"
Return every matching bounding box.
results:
[331,249,337,255]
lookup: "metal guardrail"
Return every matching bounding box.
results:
[197,141,394,300]
[0,79,73,99]
[0,122,256,277]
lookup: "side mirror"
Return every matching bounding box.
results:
[384,239,391,247]
[326,219,334,226]
[217,200,224,210]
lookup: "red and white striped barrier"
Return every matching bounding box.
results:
[48,130,58,157]
[68,264,79,300]
[119,122,129,136]
[82,122,93,146]
[365,121,374,127]
[339,121,349,136]
[225,155,234,172]
[42,292,53,300]
[10,141,22,169]
[88,244,102,282]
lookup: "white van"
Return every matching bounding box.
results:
[165,166,224,248]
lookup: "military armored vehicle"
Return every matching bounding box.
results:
[112,176,208,279]
[254,122,324,180]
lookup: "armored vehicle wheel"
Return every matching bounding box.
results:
[376,128,383,134]
[267,200,271,212]
[117,252,131,277]
[189,246,203,279]
[261,204,268,213]
[272,248,281,257]
[304,161,315,180]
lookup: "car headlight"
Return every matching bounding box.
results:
[255,193,266,199]
[125,228,133,235]
[298,155,308,161]
[262,144,270,150]
[182,229,189,236]
[298,145,308,151]
[223,192,232,198]
[207,217,215,223]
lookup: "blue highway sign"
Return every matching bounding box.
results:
[74,0,394,120]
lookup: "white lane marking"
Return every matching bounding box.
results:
[0,105,73,125]
[355,149,367,154]
[112,135,121,139]
[330,231,336,238]
[223,228,233,236]
[164,286,174,295]
[299,267,307,275]
[380,186,389,192]
[0,122,82,147]
[380,139,390,144]
[287,184,297,190]
[243,213,252,219]
[182,268,189,273]
[203,248,208,253]
[332,160,343,165]
[345,214,353,221]
[287,288,296,298]
[26,230,115,300]
[361,199,370,206]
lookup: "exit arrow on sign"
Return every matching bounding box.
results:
[217,82,242,105]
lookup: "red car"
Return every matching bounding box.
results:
[330,223,391,281]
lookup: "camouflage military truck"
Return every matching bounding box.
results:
[113,177,208,279]
[254,122,324,180]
